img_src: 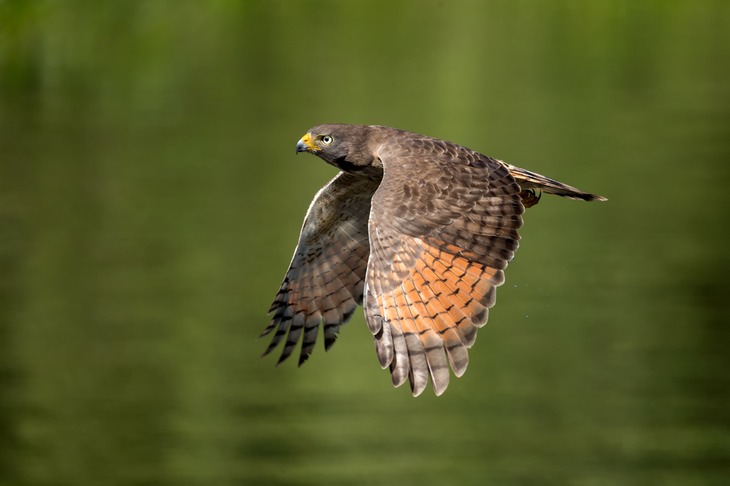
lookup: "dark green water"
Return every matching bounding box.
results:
[1,1,729,484]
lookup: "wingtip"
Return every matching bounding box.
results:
[411,383,426,397]
[323,335,338,350]
[261,338,278,358]
[583,193,607,202]
[276,350,292,367]
[297,353,312,367]
[431,371,450,397]
[432,382,448,397]
[377,351,392,369]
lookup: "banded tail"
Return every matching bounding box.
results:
[502,162,607,202]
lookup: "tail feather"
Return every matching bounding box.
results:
[502,162,607,202]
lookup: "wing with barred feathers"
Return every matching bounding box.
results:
[364,140,524,396]
[262,172,379,365]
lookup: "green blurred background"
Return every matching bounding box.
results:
[1,1,729,484]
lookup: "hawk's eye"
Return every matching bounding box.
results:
[321,135,333,145]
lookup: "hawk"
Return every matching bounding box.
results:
[261,124,605,396]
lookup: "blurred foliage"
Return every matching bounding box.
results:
[0,0,729,484]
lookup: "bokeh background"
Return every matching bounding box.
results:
[1,1,729,484]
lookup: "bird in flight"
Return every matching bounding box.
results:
[261,124,605,396]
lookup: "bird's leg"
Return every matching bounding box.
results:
[519,189,542,208]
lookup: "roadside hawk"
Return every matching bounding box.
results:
[261,124,606,396]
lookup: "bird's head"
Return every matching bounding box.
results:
[296,124,383,174]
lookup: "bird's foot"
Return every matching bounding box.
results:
[519,189,542,208]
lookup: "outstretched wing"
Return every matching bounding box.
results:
[364,141,524,396]
[262,172,379,365]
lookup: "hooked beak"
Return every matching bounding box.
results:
[295,133,319,154]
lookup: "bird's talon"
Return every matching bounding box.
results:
[519,189,542,208]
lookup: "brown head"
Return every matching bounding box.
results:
[295,124,385,174]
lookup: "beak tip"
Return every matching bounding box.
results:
[295,140,307,154]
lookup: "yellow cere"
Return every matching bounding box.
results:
[299,133,321,151]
